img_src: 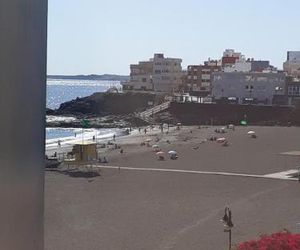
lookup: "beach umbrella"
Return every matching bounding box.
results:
[240,120,247,126]
[156,151,165,160]
[247,131,255,135]
[168,150,177,155]
[152,145,159,149]
[216,137,226,143]
[145,138,152,142]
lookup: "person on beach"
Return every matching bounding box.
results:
[144,128,147,134]
[138,127,141,133]
[74,132,76,137]
[57,140,61,147]
[113,134,116,141]
[92,135,95,141]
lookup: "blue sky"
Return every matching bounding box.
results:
[47,0,300,75]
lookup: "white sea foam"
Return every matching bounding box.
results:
[45,127,125,149]
[46,115,77,123]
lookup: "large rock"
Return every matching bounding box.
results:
[57,92,161,116]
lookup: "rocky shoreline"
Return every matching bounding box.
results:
[46,114,149,129]
[46,92,164,128]
[47,91,300,128]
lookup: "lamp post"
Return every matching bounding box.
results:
[221,207,234,250]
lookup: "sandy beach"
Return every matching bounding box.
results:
[45,125,300,250]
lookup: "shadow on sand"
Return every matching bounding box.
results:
[46,168,101,179]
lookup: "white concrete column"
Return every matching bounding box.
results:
[0,0,47,249]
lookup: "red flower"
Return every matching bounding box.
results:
[236,231,300,250]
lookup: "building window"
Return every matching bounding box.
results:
[193,76,197,80]
[155,70,161,74]
[142,78,147,82]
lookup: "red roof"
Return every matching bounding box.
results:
[222,56,239,65]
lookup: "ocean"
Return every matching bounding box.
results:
[46,79,122,141]
[47,78,121,109]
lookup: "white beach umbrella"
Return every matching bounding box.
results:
[156,151,165,156]
[247,131,255,135]
[145,138,152,142]
[168,150,177,155]
[216,137,226,143]
[152,145,159,149]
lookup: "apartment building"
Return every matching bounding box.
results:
[152,53,183,92]
[122,53,183,93]
[285,76,300,106]
[283,51,300,78]
[222,49,252,72]
[186,60,221,96]
[122,61,154,91]
[212,72,285,105]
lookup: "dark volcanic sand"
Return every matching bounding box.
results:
[45,126,300,250]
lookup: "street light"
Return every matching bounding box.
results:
[221,207,234,250]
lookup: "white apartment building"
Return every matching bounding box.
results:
[223,60,252,73]
[283,51,300,78]
[122,53,183,93]
[212,72,285,105]
[222,49,252,73]
[223,49,242,58]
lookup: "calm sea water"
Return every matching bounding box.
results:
[47,79,121,109]
[46,79,121,140]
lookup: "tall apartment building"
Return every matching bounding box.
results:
[122,53,183,93]
[187,60,221,96]
[283,51,300,78]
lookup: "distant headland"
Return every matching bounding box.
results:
[47,74,129,81]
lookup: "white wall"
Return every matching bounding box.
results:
[224,61,251,72]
